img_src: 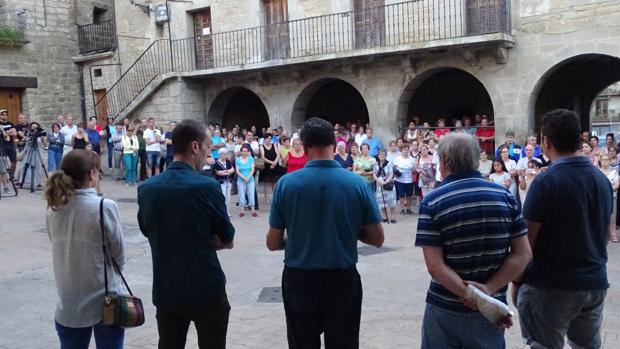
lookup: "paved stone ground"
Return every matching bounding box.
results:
[2,176,620,348]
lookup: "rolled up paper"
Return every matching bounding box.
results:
[465,284,513,325]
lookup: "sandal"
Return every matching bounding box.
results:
[239,212,245,217]
[252,212,258,217]
[406,209,413,214]
[612,235,619,243]
[400,209,406,215]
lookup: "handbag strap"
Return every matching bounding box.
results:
[99,198,134,296]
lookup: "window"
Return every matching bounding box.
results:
[94,68,103,77]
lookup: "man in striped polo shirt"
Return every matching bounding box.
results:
[415,133,532,348]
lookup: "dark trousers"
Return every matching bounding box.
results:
[138,149,147,181]
[282,266,362,349]
[155,290,230,349]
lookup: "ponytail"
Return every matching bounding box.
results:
[44,149,98,211]
[44,171,76,211]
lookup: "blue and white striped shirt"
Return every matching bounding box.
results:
[415,170,527,312]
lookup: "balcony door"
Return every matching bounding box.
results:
[466,0,507,35]
[194,9,214,69]
[264,0,290,60]
[354,0,385,49]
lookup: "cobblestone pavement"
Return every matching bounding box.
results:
[2,177,620,348]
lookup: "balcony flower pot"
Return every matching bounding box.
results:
[0,27,28,47]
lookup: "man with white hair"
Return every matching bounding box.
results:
[415,133,532,347]
[60,116,77,155]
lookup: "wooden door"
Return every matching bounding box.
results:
[94,89,108,121]
[194,9,214,69]
[0,89,22,124]
[264,0,290,59]
[354,0,385,49]
[466,0,505,35]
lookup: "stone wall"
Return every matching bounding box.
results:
[128,77,205,126]
[0,0,78,125]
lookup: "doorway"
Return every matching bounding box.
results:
[0,89,22,124]
[263,0,290,59]
[354,0,385,49]
[94,89,109,121]
[194,8,214,69]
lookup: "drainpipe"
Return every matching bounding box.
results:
[78,63,87,125]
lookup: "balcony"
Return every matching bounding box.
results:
[77,20,117,54]
[173,0,512,72]
[96,0,512,117]
[0,9,28,47]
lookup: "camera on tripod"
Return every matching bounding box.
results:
[27,128,47,147]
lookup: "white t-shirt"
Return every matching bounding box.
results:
[61,125,77,145]
[516,156,542,170]
[143,128,161,152]
[478,160,492,178]
[490,172,511,188]
[393,156,415,184]
[355,133,367,147]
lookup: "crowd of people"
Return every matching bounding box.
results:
[41,109,612,349]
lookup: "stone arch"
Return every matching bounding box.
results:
[397,67,495,129]
[528,53,620,132]
[207,87,270,130]
[290,78,369,130]
[517,45,620,133]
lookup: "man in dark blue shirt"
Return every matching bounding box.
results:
[138,119,235,349]
[267,117,384,349]
[516,109,612,349]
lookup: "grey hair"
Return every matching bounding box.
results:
[437,133,480,173]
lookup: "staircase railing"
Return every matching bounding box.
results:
[95,0,511,118]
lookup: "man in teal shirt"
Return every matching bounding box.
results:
[267,117,384,349]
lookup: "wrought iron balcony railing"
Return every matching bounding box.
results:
[96,0,511,117]
[78,20,117,54]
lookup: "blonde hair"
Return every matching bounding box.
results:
[44,150,100,211]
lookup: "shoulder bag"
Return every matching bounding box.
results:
[377,161,394,191]
[100,199,145,328]
[254,147,266,171]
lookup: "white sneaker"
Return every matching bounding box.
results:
[464,284,513,325]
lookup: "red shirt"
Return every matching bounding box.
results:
[434,128,450,138]
[476,127,495,154]
[287,153,308,173]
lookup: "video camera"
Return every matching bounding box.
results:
[27,128,47,147]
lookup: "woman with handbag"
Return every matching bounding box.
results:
[45,149,126,349]
[373,149,397,223]
[215,147,235,216]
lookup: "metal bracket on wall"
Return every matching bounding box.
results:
[130,1,152,16]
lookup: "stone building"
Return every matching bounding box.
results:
[3,0,620,145]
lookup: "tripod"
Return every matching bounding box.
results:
[0,145,18,199]
[19,138,48,193]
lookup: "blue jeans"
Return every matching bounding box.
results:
[517,284,606,349]
[55,321,124,349]
[146,151,160,168]
[48,149,63,171]
[421,303,504,349]
[123,153,137,184]
[237,179,255,207]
